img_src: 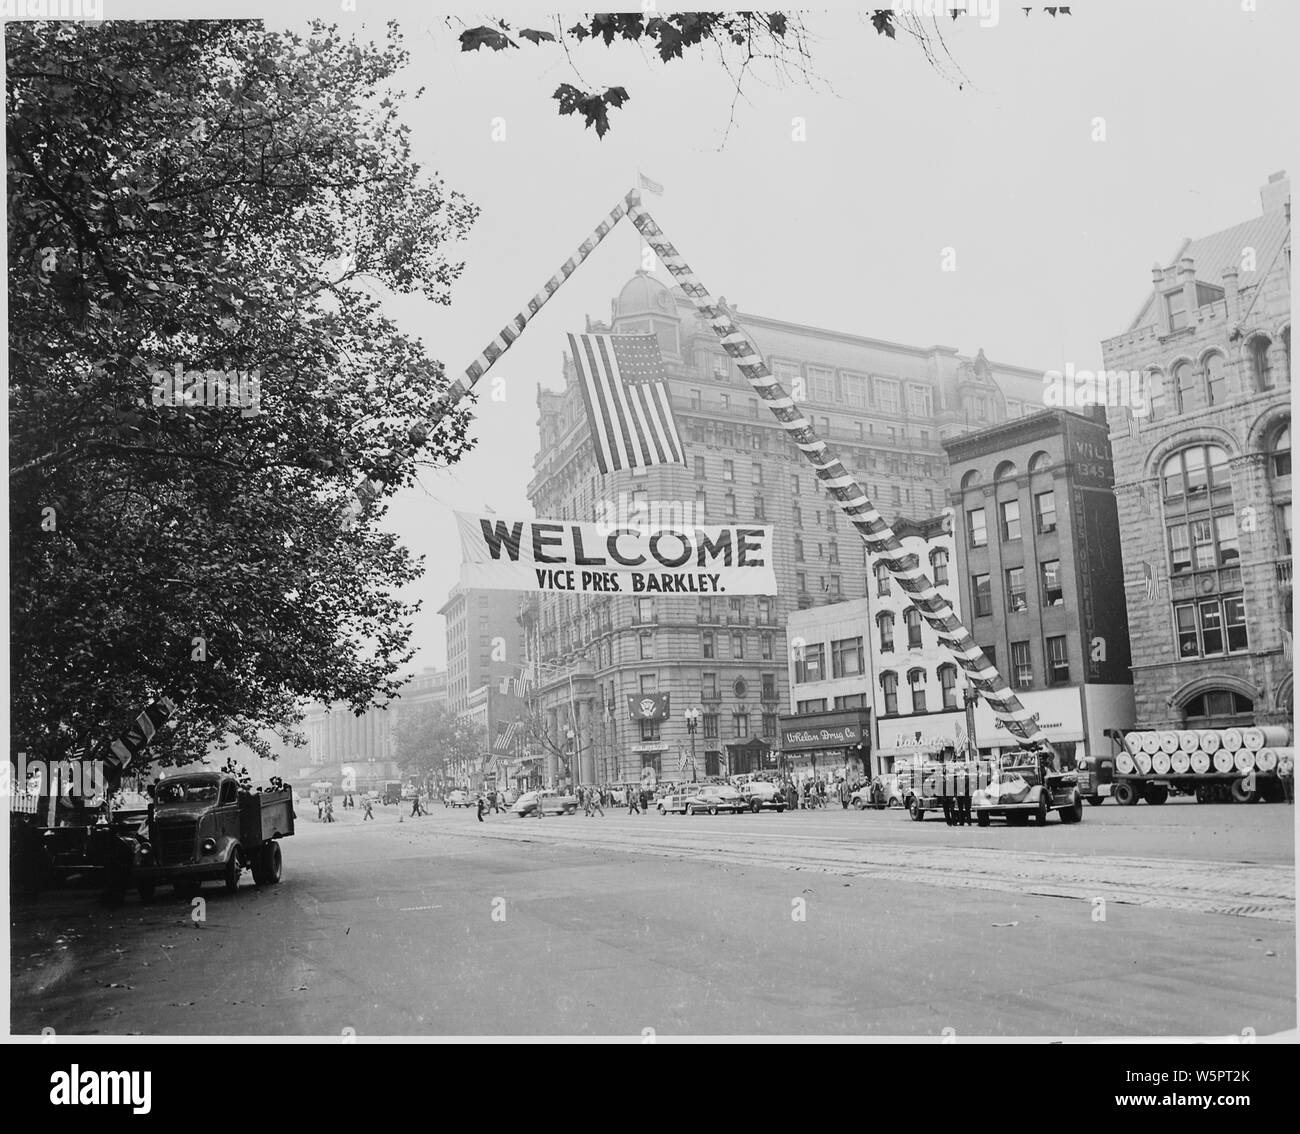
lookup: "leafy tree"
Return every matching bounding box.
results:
[392,703,483,786]
[7,20,477,769]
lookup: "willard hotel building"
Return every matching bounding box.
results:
[520,271,1050,786]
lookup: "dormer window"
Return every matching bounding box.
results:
[1166,289,1188,332]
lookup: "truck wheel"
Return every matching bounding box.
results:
[1059,792,1083,824]
[252,842,283,886]
[1112,781,1139,806]
[1086,795,1104,806]
[908,798,924,822]
[1145,785,1169,806]
[224,848,242,892]
[1035,794,1050,825]
[1230,778,1259,804]
[976,811,990,828]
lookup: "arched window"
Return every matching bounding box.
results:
[1271,423,1291,479]
[1251,336,1274,391]
[1173,360,1196,414]
[877,611,895,653]
[994,460,1018,482]
[930,546,950,585]
[905,607,923,650]
[1203,352,1229,406]
[938,664,958,709]
[874,561,891,597]
[879,671,898,716]
[1162,446,1235,576]
[908,668,927,713]
[1183,690,1253,728]
[1146,370,1165,422]
[960,469,982,489]
[1027,451,1052,474]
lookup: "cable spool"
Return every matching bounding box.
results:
[1116,752,1135,775]
[1171,751,1191,774]
[1157,731,1179,754]
[1152,752,1171,775]
[1234,749,1256,774]
[1123,732,1143,755]
[1177,731,1200,753]
[1140,732,1161,755]
[1199,730,1222,754]
[1254,749,1278,772]
[1134,752,1152,774]
[1190,751,1211,774]
[1243,726,1289,750]
[1221,728,1243,752]
[1212,750,1235,773]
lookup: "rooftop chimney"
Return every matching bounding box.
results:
[1260,170,1290,214]
[1179,256,1198,326]
[1222,265,1240,320]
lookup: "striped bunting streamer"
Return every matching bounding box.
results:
[352,197,632,507]
[621,189,1051,753]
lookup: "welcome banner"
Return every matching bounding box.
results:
[456,513,776,596]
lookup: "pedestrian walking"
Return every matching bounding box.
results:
[476,793,485,822]
[324,796,335,823]
[589,788,604,818]
[411,792,423,818]
[362,797,374,821]
[628,787,640,815]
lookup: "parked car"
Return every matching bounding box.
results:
[851,776,905,810]
[657,788,702,814]
[737,779,787,812]
[447,789,471,808]
[510,790,578,817]
[685,785,747,815]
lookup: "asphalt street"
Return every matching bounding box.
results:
[10,799,1295,1037]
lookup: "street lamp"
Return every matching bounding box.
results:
[684,706,700,782]
[565,727,576,792]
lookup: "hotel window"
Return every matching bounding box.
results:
[1034,490,1057,534]
[761,632,774,660]
[795,535,805,561]
[930,547,949,585]
[906,668,926,713]
[832,636,865,678]
[876,379,900,414]
[690,389,702,410]
[754,495,765,520]
[749,399,760,419]
[757,597,771,624]
[1041,560,1064,606]
[809,365,835,403]
[797,699,827,713]
[1006,567,1027,613]
[695,488,707,517]
[968,508,987,548]
[880,671,899,715]
[1174,360,1197,414]
[762,713,778,736]
[829,575,841,595]
[639,633,653,660]
[973,573,993,617]
[791,474,801,494]
[1011,640,1032,689]
[1000,499,1021,541]
[1174,596,1249,658]
[703,631,715,659]
[720,394,730,413]
[828,539,840,565]
[725,491,737,518]
[796,571,807,593]
[762,672,777,700]
[1046,635,1070,684]
[640,673,658,694]
[907,385,932,417]
[875,562,891,597]
[752,462,763,485]
[939,664,958,709]
[733,712,750,738]
[845,374,869,409]
[905,607,923,650]
[703,713,719,738]
[723,459,734,481]
[728,631,746,659]
[694,456,705,480]
[1205,352,1229,406]
[703,671,718,698]
[640,720,660,742]
[877,612,895,653]
[792,503,802,528]
[892,485,902,506]
[795,642,825,683]
[1251,336,1274,391]
[888,426,897,444]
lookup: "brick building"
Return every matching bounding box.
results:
[1100,172,1292,734]
[438,585,527,715]
[942,409,1136,763]
[521,271,1055,785]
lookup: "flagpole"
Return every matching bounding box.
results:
[622,190,1052,756]
[353,194,633,505]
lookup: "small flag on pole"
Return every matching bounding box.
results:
[1142,561,1161,600]
[569,333,685,475]
[638,171,664,196]
[492,721,521,755]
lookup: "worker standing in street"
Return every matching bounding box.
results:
[476,792,485,822]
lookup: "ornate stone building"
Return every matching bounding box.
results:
[1100,172,1291,733]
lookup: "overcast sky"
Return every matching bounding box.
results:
[137,1,1298,674]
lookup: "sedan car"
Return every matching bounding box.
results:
[685,786,747,815]
[738,780,787,812]
[510,790,578,817]
[657,789,702,814]
[447,789,471,808]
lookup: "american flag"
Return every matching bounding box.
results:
[568,333,685,474]
[1142,561,1161,600]
[492,721,521,755]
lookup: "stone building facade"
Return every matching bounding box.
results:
[1100,172,1292,734]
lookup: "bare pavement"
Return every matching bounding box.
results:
[10,800,1296,1038]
